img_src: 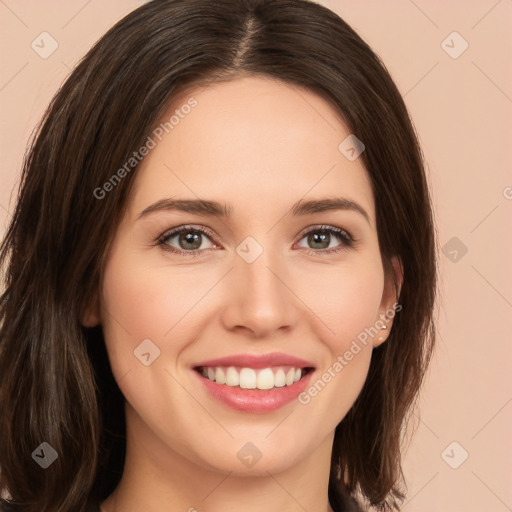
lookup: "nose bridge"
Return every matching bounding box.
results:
[222,235,297,334]
[239,239,287,304]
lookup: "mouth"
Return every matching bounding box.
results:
[193,365,315,391]
[190,352,317,413]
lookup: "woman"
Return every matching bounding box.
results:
[0,0,437,511]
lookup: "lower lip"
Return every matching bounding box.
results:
[192,368,315,413]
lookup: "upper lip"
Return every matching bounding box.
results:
[193,352,315,370]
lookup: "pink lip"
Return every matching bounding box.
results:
[191,367,315,414]
[193,352,315,370]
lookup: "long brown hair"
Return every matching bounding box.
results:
[0,1,437,510]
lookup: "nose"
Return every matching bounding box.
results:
[219,247,299,338]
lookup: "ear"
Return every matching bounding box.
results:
[373,255,403,348]
[80,291,101,327]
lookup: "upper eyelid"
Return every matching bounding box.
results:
[159,224,218,243]
[296,224,352,239]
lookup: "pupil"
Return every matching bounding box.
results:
[310,231,329,249]
[180,232,201,250]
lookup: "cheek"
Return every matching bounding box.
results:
[99,249,210,416]
[99,245,224,381]
[101,248,207,339]
[292,257,385,350]
[294,260,384,423]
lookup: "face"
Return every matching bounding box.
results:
[84,75,401,476]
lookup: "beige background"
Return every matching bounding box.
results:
[1,1,511,510]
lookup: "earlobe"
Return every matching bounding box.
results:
[373,255,403,347]
[80,293,101,327]
[374,324,388,347]
[81,311,100,327]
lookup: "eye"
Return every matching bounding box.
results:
[156,225,219,256]
[295,225,355,255]
[156,224,355,257]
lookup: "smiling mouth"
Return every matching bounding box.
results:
[193,365,315,391]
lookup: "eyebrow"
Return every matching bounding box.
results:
[137,197,370,225]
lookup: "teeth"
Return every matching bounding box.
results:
[256,368,274,390]
[274,368,286,387]
[215,367,226,384]
[225,366,240,386]
[199,365,308,390]
[239,368,257,389]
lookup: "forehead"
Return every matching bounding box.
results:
[129,75,375,225]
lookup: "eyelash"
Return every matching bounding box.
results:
[155,224,356,258]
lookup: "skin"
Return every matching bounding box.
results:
[83,75,402,512]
